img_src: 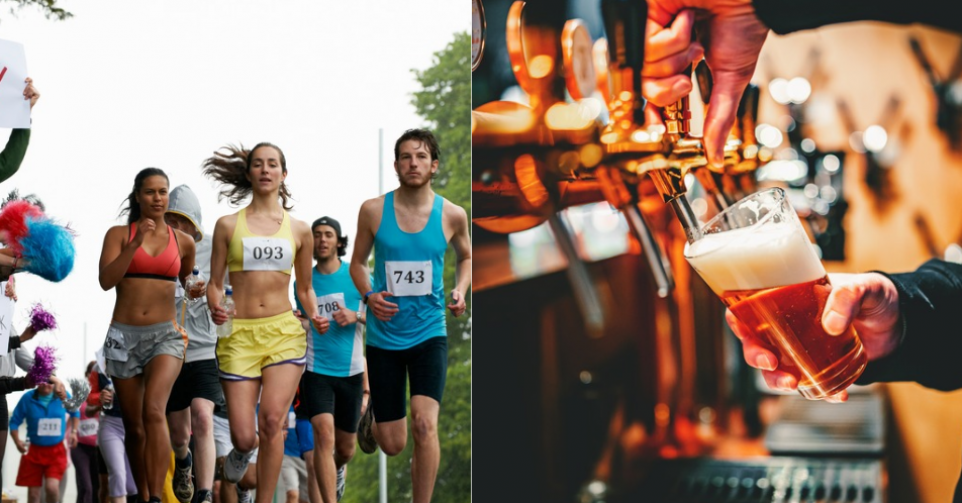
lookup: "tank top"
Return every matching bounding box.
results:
[367,191,447,350]
[227,208,296,274]
[294,262,365,377]
[124,223,180,281]
[77,404,99,446]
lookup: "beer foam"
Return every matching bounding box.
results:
[685,221,824,293]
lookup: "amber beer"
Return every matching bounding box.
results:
[685,188,867,400]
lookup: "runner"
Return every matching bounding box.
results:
[294,216,368,502]
[165,185,222,503]
[98,168,195,503]
[10,376,75,503]
[202,142,328,503]
[349,129,471,503]
[212,404,257,503]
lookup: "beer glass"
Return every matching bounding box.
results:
[684,188,867,400]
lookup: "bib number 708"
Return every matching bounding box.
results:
[316,293,346,321]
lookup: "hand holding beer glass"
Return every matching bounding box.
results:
[684,188,868,400]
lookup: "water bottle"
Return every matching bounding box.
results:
[185,267,205,304]
[216,286,235,339]
[102,383,115,410]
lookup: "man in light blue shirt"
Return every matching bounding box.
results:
[295,216,367,502]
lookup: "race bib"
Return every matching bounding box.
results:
[385,261,432,297]
[78,418,98,437]
[103,327,129,363]
[288,411,296,429]
[38,418,62,437]
[316,293,346,321]
[242,238,293,271]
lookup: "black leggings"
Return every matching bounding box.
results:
[71,443,101,503]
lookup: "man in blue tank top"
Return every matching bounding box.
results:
[349,128,471,503]
[294,216,368,503]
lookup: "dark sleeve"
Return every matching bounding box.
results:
[0,128,31,184]
[752,0,960,35]
[855,259,962,391]
[8,335,20,351]
[0,376,29,395]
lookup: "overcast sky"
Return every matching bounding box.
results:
[0,0,468,391]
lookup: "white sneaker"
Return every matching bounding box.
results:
[235,486,252,503]
[335,465,347,501]
[223,448,252,484]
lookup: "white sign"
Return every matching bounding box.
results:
[0,281,13,355]
[94,345,106,377]
[37,418,62,437]
[78,418,98,437]
[385,260,432,297]
[242,237,293,271]
[316,293,345,321]
[0,39,30,129]
[103,326,128,363]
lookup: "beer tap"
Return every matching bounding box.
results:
[597,14,747,242]
[688,61,743,211]
[597,1,698,243]
[473,0,609,336]
[731,82,762,199]
[909,36,962,153]
[584,8,674,299]
[596,165,675,298]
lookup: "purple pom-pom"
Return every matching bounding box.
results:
[29,304,57,332]
[26,345,57,387]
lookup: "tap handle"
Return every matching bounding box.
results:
[662,20,696,137]
[695,59,713,105]
[624,205,675,297]
[596,166,674,296]
[601,0,648,125]
[663,72,692,137]
[737,83,760,144]
[547,213,606,337]
[908,36,941,91]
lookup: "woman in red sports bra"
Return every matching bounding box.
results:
[98,168,196,503]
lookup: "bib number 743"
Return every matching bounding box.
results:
[385,261,432,297]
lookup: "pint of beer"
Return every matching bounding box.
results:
[684,188,867,400]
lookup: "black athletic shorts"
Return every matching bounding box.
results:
[300,372,364,433]
[167,359,225,413]
[366,337,447,423]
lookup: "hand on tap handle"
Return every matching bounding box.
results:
[644,0,767,167]
[639,10,703,108]
[643,0,958,167]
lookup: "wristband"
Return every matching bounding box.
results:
[363,290,374,304]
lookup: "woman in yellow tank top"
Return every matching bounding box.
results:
[202,142,329,503]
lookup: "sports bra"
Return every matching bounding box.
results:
[227,208,296,275]
[124,223,181,281]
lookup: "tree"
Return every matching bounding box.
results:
[1,0,71,22]
[341,31,472,503]
[413,30,472,353]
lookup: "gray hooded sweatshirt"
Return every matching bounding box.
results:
[168,185,216,362]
